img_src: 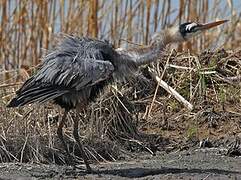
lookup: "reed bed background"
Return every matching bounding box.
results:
[0,0,241,164]
[0,0,241,83]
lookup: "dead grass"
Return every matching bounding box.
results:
[1,48,241,164]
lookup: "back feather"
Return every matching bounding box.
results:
[7,35,116,108]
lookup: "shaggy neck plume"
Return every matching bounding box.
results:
[126,44,165,66]
[116,27,182,68]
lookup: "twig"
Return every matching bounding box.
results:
[147,49,174,118]
[199,71,216,75]
[214,74,240,85]
[111,86,131,114]
[218,48,241,64]
[0,82,23,88]
[122,138,154,155]
[20,135,29,163]
[148,67,193,111]
[166,64,194,71]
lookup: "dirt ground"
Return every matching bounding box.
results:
[0,148,240,180]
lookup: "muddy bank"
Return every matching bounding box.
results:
[0,148,240,180]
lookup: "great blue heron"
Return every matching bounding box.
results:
[7,20,227,172]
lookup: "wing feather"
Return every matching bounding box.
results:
[7,35,116,107]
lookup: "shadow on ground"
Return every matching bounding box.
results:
[98,167,241,178]
[64,167,241,179]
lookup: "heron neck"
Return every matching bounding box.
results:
[123,43,166,66]
[112,42,168,79]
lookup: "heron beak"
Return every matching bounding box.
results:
[197,20,228,31]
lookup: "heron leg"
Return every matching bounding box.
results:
[73,118,92,172]
[57,110,74,166]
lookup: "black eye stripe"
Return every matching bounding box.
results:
[179,22,201,37]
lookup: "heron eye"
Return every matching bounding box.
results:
[190,27,197,32]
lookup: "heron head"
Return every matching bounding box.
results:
[178,20,228,41]
[151,20,228,45]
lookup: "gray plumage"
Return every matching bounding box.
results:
[7,34,164,109]
[7,36,135,109]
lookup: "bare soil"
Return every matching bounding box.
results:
[0,148,240,180]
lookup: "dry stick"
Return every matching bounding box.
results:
[188,50,193,101]
[20,135,29,163]
[0,144,19,161]
[111,86,131,114]
[127,138,154,155]
[0,82,23,88]
[148,67,193,111]
[218,48,241,65]
[147,49,174,119]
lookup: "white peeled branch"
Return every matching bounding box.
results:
[148,67,193,111]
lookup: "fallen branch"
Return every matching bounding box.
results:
[148,67,193,111]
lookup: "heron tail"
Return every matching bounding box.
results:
[7,85,66,107]
[6,97,21,107]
